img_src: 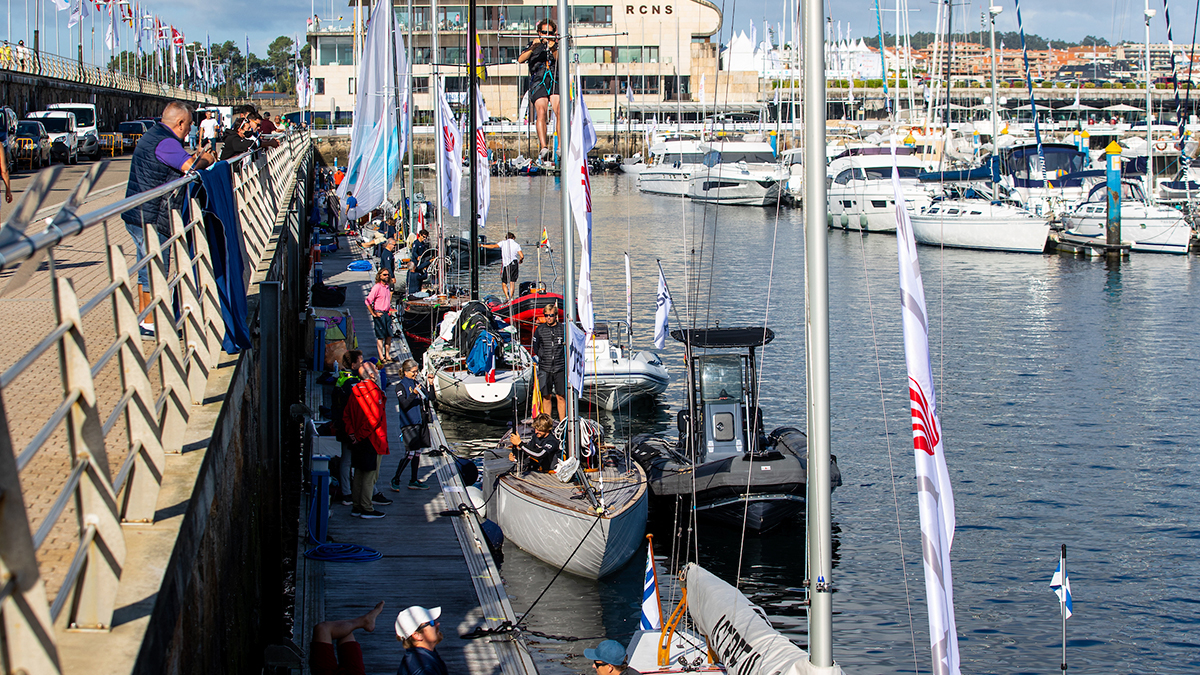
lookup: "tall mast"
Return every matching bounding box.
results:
[558,0,578,458]
[468,0,480,298]
[1145,0,1156,203]
[432,0,446,293]
[804,0,833,662]
[407,0,415,233]
[988,5,1001,138]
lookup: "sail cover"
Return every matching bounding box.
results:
[682,563,840,675]
[337,0,409,220]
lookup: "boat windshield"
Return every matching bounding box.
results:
[1004,146,1088,184]
[699,355,744,403]
[715,151,777,164]
[658,152,704,164]
[864,166,922,180]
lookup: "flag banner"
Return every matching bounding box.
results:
[1050,549,1073,619]
[698,73,706,104]
[640,538,662,630]
[566,74,597,333]
[475,88,491,230]
[539,225,549,247]
[436,76,463,217]
[52,0,69,10]
[67,0,88,28]
[624,253,633,333]
[337,0,409,220]
[653,261,672,349]
[518,90,530,125]
[893,143,960,675]
[105,0,119,49]
[568,323,586,396]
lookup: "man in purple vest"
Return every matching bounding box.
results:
[122,101,216,336]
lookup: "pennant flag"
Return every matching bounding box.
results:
[892,143,960,675]
[626,81,635,105]
[539,225,549,247]
[67,0,88,28]
[475,88,491,231]
[517,90,530,125]
[640,537,662,630]
[436,77,463,217]
[1050,547,1073,619]
[698,73,706,104]
[653,261,672,349]
[566,74,597,334]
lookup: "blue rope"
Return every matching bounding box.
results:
[304,483,382,562]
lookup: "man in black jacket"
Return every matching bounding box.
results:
[531,303,566,418]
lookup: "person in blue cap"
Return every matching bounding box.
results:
[584,639,641,675]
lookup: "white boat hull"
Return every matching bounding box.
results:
[1060,207,1193,254]
[431,365,532,414]
[687,172,786,206]
[637,166,694,196]
[492,471,649,579]
[910,202,1050,253]
[582,351,669,411]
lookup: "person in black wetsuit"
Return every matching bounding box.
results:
[517,18,560,164]
[508,414,561,473]
[531,303,566,418]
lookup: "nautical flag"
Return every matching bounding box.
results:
[640,538,662,630]
[627,82,635,105]
[105,0,119,50]
[51,0,69,10]
[485,342,497,383]
[67,0,88,28]
[698,73,706,104]
[539,225,549,247]
[653,261,672,349]
[750,21,757,51]
[892,142,960,675]
[566,74,597,334]
[475,88,491,231]
[624,253,633,333]
[999,40,1005,63]
[1050,549,1073,619]
[436,77,463,217]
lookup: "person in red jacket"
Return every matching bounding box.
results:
[342,353,391,519]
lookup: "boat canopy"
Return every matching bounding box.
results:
[999,142,1090,188]
[919,156,1002,183]
[671,327,774,348]
[1083,180,1147,203]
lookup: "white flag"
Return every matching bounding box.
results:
[566,74,596,333]
[517,90,530,125]
[51,0,69,9]
[475,88,491,231]
[337,0,409,220]
[1050,548,1073,619]
[67,0,88,28]
[640,539,662,630]
[624,253,633,332]
[436,77,463,217]
[653,261,672,349]
[892,143,959,675]
[105,1,119,49]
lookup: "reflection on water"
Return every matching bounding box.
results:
[438,174,1200,674]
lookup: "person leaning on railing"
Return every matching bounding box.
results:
[120,101,217,337]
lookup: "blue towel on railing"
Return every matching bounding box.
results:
[195,161,253,353]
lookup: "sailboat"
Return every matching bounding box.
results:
[479,19,648,579]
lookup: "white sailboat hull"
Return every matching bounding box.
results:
[431,365,532,414]
[910,201,1050,253]
[1060,205,1193,254]
[492,471,649,579]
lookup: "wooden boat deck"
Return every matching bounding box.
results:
[493,457,647,517]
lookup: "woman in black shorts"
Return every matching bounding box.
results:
[517,18,560,164]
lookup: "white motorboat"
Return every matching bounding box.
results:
[580,321,669,411]
[637,138,705,197]
[481,422,649,579]
[911,188,1050,253]
[421,302,534,415]
[781,147,803,200]
[687,141,789,207]
[1059,181,1193,254]
[827,148,932,232]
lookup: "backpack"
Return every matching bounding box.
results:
[465,332,499,376]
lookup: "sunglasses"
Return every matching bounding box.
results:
[593,662,609,669]
[539,30,555,35]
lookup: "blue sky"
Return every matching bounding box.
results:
[10,0,1188,64]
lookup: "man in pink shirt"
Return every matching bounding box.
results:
[366,269,396,364]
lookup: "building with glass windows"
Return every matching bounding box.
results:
[307,0,756,125]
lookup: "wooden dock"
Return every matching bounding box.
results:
[297,233,537,675]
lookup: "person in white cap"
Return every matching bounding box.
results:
[395,605,447,675]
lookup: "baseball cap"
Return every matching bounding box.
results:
[584,640,627,666]
[395,606,441,639]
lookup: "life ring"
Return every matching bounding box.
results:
[1155,141,1168,151]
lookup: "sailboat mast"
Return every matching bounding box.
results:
[558,0,578,456]
[803,0,833,666]
[989,5,1000,137]
[407,0,415,230]
[432,0,446,293]
[469,0,480,298]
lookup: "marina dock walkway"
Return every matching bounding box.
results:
[300,234,536,675]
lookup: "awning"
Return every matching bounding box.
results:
[671,327,775,348]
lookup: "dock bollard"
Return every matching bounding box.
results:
[311,454,332,544]
[1105,141,1122,247]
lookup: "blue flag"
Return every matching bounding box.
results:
[1050,552,1073,619]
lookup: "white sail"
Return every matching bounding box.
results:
[337,0,408,220]
[683,563,842,675]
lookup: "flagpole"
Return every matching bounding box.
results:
[1060,544,1068,673]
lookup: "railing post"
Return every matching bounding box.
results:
[170,208,211,404]
[108,244,165,524]
[54,277,127,631]
[0,389,63,673]
[189,194,224,368]
[144,226,189,454]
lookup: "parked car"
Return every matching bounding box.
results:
[47,103,99,160]
[26,111,78,164]
[118,120,150,150]
[13,120,52,169]
[0,106,17,173]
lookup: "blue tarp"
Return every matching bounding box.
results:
[195,162,253,353]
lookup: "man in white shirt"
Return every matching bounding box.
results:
[199,111,219,152]
[482,232,524,300]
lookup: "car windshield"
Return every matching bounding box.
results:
[118,122,143,133]
[16,121,41,135]
[54,106,94,127]
[38,118,69,132]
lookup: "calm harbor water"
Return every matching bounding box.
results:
[438,172,1200,675]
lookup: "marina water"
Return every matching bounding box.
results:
[438,172,1200,674]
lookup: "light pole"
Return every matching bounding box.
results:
[988,4,1001,138]
[1145,1,1156,202]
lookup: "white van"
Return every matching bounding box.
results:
[47,103,99,160]
[27,111,78,164]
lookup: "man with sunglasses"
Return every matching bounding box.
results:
[395,606,447,675]
[585,639,640,675]
[517,18,560,164]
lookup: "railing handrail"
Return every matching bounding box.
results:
[0,50,218,105]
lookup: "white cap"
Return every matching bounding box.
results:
[395,606,441,639]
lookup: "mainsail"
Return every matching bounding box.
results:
[337,0,410,220]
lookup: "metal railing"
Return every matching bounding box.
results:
[0,131,312,674]
[0,50,217,106]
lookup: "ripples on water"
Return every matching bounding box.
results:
[440,174,1200,674]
